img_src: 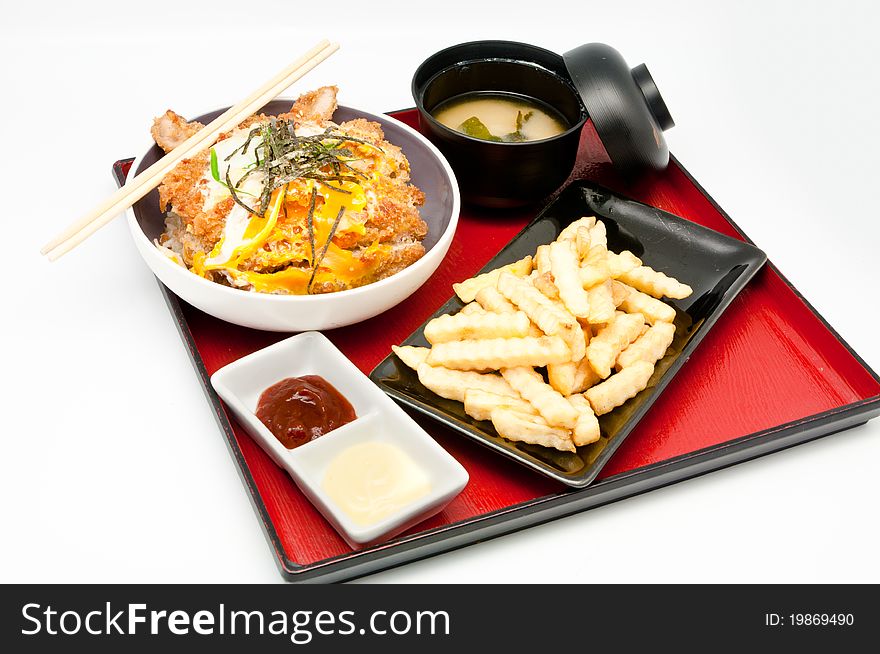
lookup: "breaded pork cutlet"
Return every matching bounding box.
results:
[149,86,428,294]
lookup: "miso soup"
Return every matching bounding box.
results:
[432,93,568,143]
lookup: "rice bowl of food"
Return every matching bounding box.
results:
[126,87,459,331]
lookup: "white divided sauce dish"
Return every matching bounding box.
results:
[210,332,469,548]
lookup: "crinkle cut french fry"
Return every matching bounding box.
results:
[547,361,578,396]
[575,227,591,259]
[477,286,544,336]
[617,321,676,370]
[424,310,531,344]
[417,363,517,403]
[490,408,575,452]
[497,272,567,333]
[463,389,536,422]
[527,324,545,338]
[391,345,430,371]
[474,286,516,313]
[579,245,612,289]
[459,301,485,315]
[611,279,629,307]
[501,366,580,429]
[616,282,677,324]
[565,323,587,362]
[475,286,545,337]
[550,240,591,318]
[587,279,615,324]
[532,272,559,300]
[547,326,595,393]
[549,357,602,395]
[585,361,654,415]
[588,220,607,249]
[452,255,533,303]
[497,272,585,360]
[566,394,601,446]
[534,244,552,275]
[580,321,593,345]
[572,355,602,393]
[586,311,645,378]
[584,244,608,267]
[618,264,693,299]
[427,335,571,371]
[556,216,596,243]
[606,250,642,278]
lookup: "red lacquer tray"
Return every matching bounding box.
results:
[113,109,880,583]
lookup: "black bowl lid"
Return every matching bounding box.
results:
[563,43,674,173]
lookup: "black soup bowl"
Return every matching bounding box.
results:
[413,41,588,209]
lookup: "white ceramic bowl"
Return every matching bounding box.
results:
[126,101,459,332]
[210,332,469,548]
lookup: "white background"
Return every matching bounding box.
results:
[2,0,878,584]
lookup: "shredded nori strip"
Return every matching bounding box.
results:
[225,168,258,216]
[224,121,381,206]
[306,185,317,268]
[307,206,346,294]
[319,182,352,194]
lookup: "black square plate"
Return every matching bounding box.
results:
[370,181,767,487]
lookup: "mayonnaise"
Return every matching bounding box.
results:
[321,442,431,527]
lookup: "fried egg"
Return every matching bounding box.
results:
[191,126,377,292]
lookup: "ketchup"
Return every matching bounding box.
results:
[255,375,356,449]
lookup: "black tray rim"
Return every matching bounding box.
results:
[112,142,880,583]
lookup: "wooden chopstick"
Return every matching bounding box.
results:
[41,39,339,261]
